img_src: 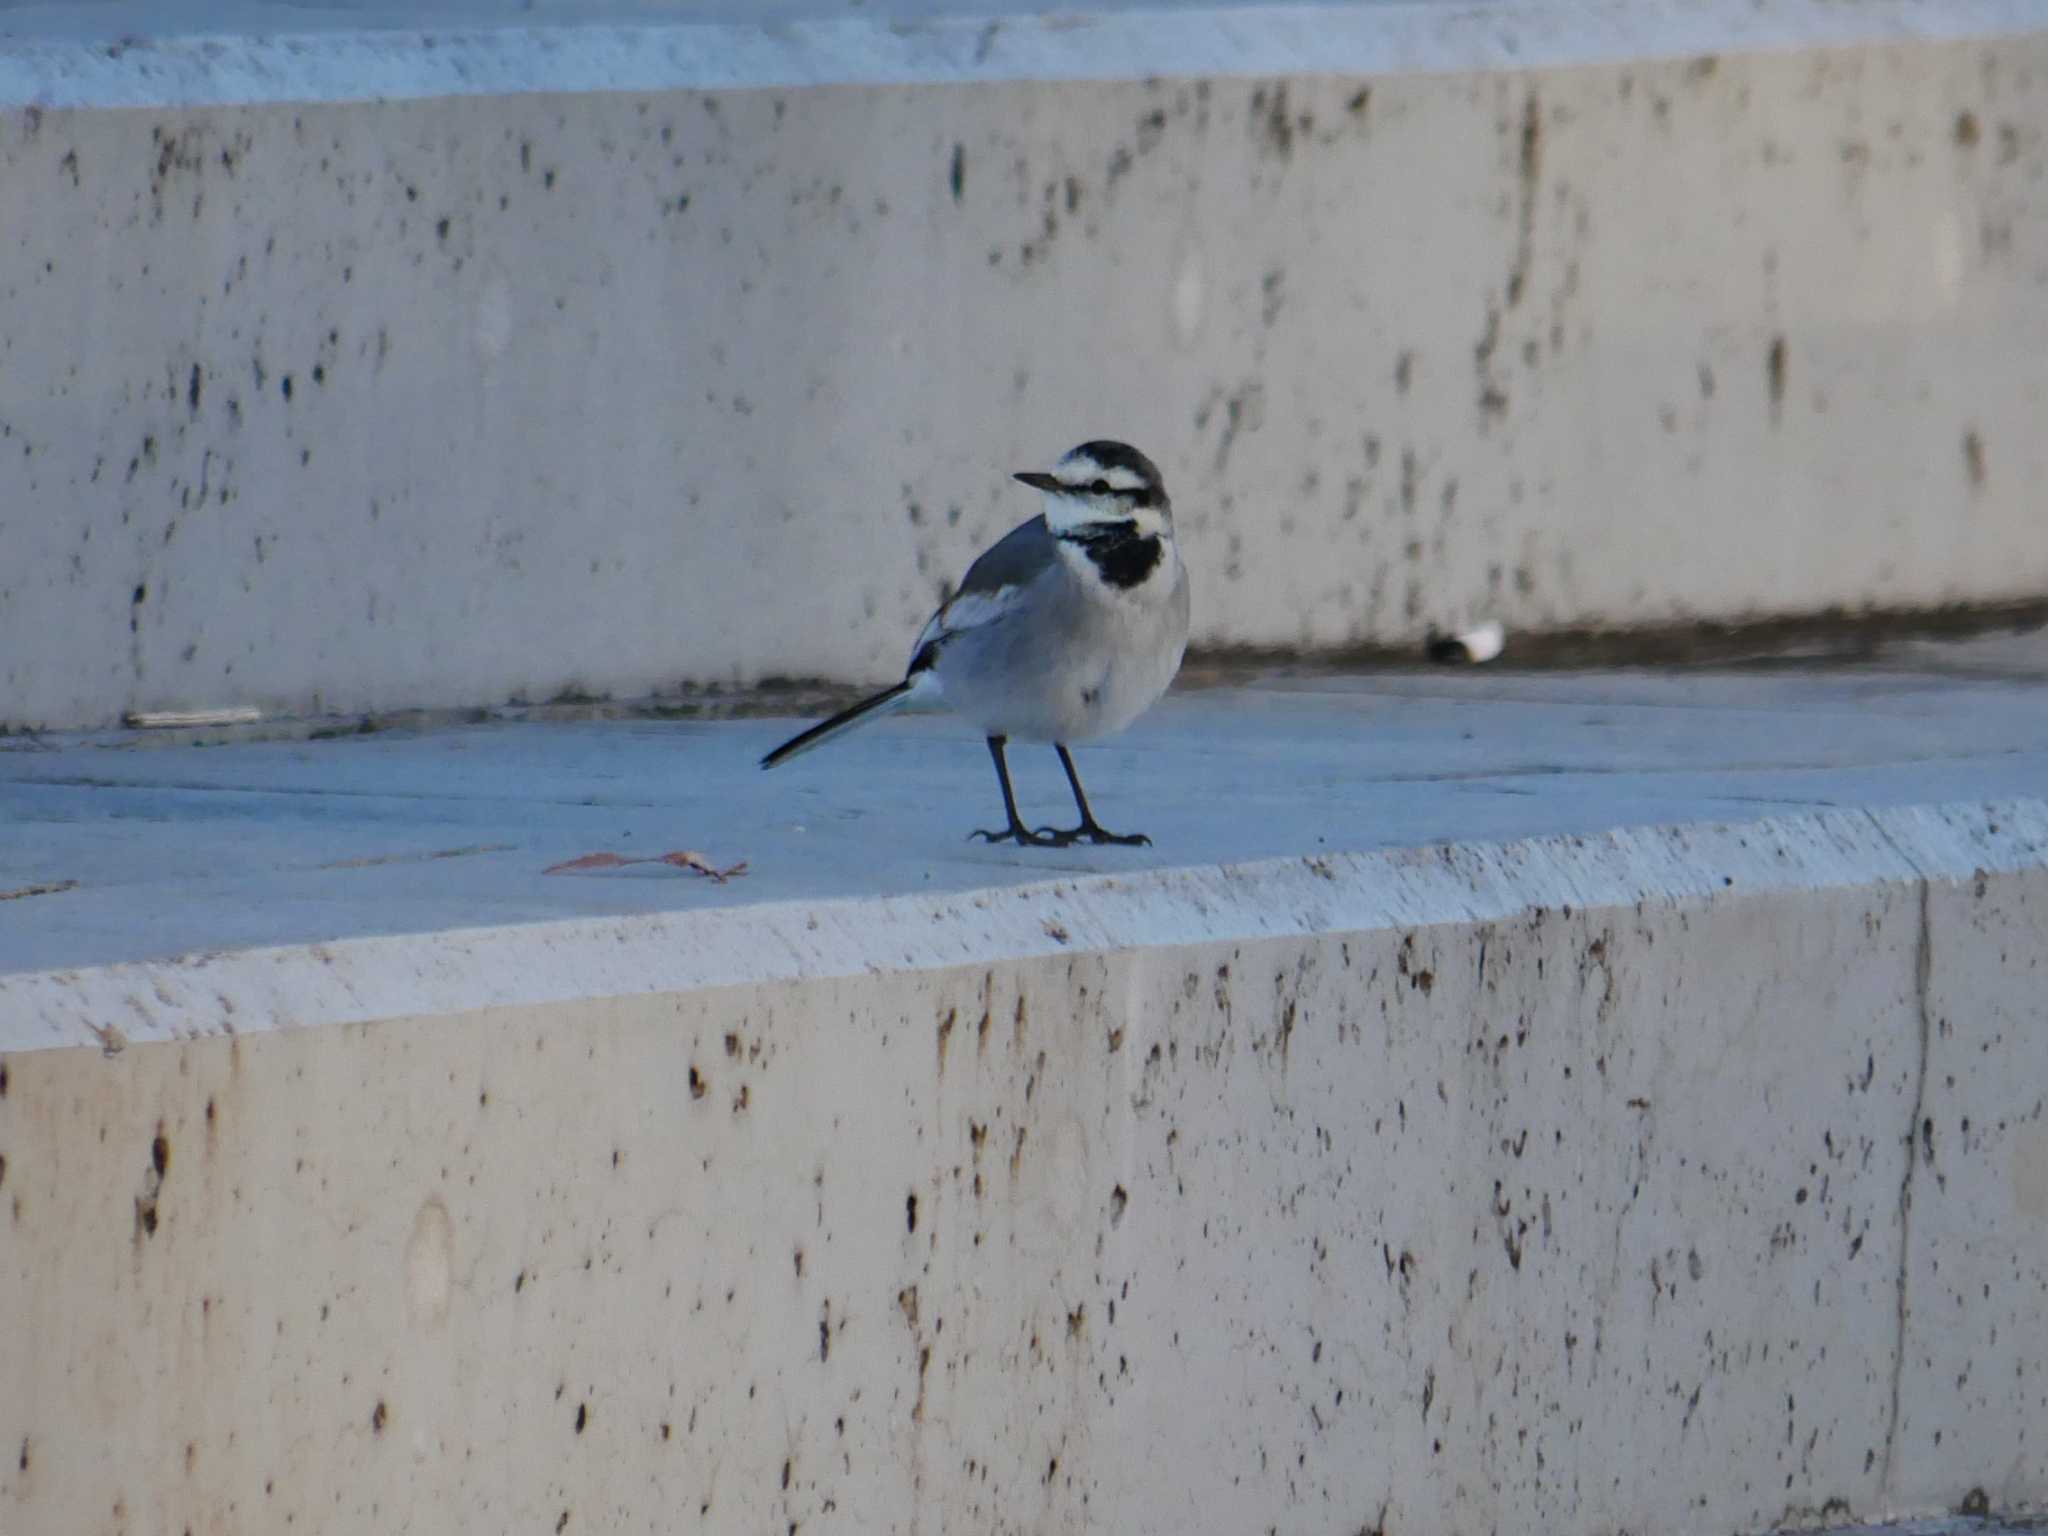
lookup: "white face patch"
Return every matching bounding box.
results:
[1041,499,1172,551]
[1122,503,1170,540]
[1053,454,1148,495]
[1039,490,1094,534]
[1031,456,1168,535]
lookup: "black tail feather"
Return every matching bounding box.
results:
[759,681,915,769]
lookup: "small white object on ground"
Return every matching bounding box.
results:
[1427,620,1506,664]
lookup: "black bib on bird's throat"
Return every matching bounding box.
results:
[1063,525,1163,590]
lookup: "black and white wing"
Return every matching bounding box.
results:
[907,514,1057,673]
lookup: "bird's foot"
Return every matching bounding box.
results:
[969,823,1068,848]
[972,822,1150,848]
[1065,821,1151,847]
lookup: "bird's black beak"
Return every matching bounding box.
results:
[1013,471,1061,492]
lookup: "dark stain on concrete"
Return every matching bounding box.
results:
[1250,82,1298,161]
[1506,92,1542,311]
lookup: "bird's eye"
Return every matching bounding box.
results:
[1088,479,1111,495]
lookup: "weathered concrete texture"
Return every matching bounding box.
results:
[6,1,2048,107]
[8,662,2048,1002]
[1886,811,2048,1514]
[5,25,2048,729]
[1,799,2044,1534]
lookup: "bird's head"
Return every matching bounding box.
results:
[1015,441,1171,538]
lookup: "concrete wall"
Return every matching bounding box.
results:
[3,800,2044,1533]
[5,11,2048,729]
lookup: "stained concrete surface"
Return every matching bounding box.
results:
[3,762,2045,1533]
[6,655,2048,983]
[7,23,2048,730]
[3,658,2045,1533]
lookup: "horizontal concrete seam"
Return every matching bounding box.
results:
[6,797,2043,1050]
[2,1,2045,108]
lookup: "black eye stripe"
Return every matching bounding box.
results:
[1058,480,1165,509]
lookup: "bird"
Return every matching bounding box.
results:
[761,440,1191,847]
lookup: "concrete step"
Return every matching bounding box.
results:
[2,653,2045,1531]
[5,3,2048,728]
[6,653,2048,999]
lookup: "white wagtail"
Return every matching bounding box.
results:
[762,440,1191,846]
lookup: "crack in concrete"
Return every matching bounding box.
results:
[1858,805,1947,1507]
[1879,863,1935,1503]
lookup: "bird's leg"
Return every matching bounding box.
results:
[969,735,1064,846]
[1053,743,1151,846]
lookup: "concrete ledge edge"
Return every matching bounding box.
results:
[5,795,2043,1053]
[1769,1520,2048,1536]
[3,1,2046,110]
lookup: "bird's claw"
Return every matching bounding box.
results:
[969,823,1149,848]
[1088,829,1151,847]
[1066,824,1149,847]
[969,824,1067,847]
